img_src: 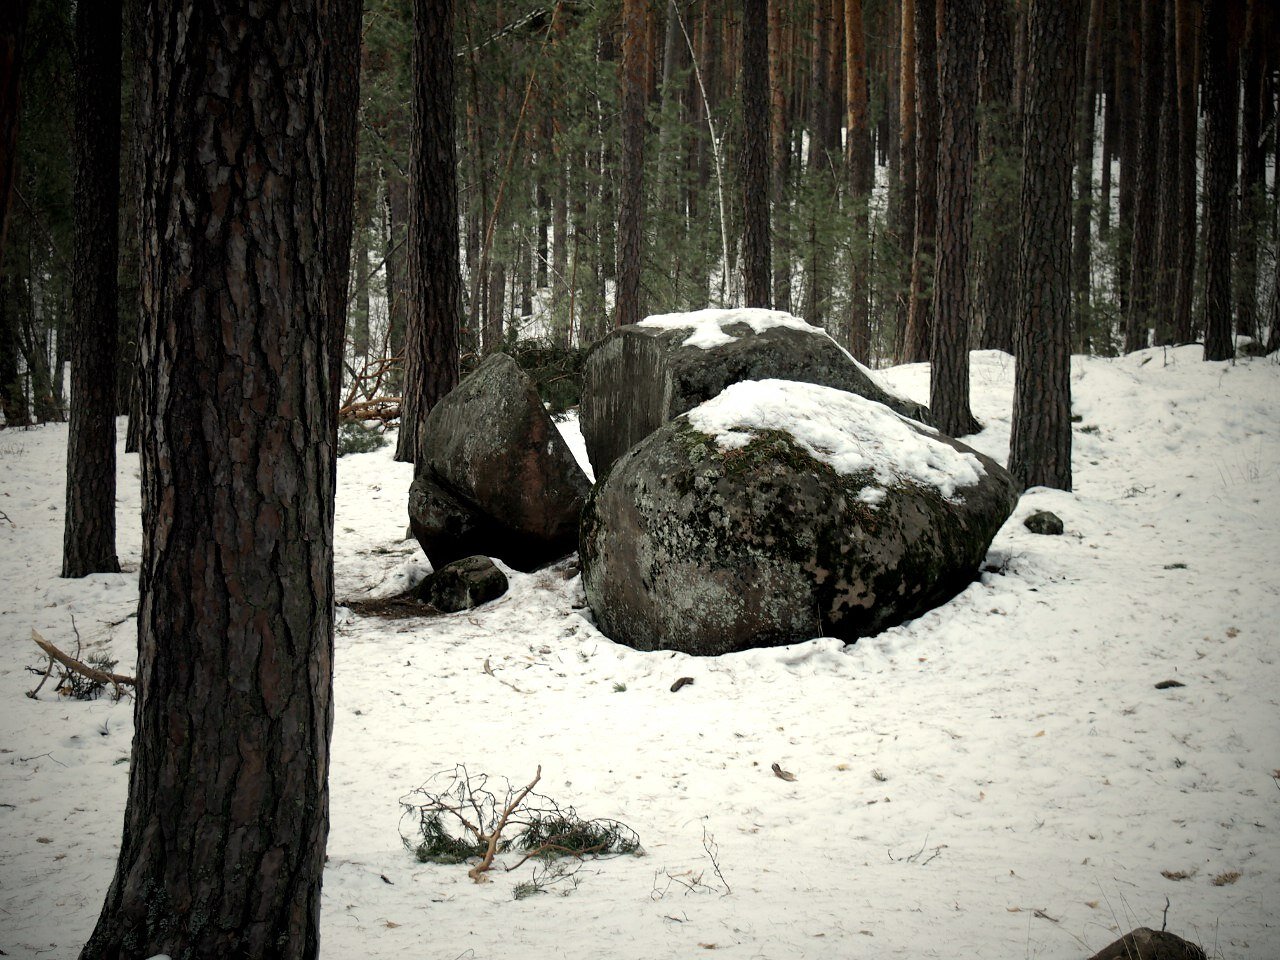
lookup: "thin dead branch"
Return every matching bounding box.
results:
[468,765,542,881]
[29,629,136,699]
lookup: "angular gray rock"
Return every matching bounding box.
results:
[580,380,1019,656]
[580,308,931,476]
[417,555,509,612]
[408,353,591,571]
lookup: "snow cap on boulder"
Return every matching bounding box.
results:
[581,379,1019,656]
[579,308,930,478]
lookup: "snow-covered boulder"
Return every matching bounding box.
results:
[579,308,930,477]
[580,380,1018,656]
[408,353,591,572]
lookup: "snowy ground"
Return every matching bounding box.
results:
[1,346,1277,959]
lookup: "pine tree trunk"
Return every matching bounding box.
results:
[386,172,408,390]
[1171,0,1198,343]
[1114,1,1138,317]
[742,0,772,308]
[78,0,358,954]
[1151,0,1181,345]
[1009,0,1083,491]
[930,0,981,436]
[1235,0,1265,339]
[904,0,938,362]
[975,0,1018,354]
[1201,0,1242,361]
[845,0,872,359]
[1070,0,1103,347]
[1123,0,1164,352]
[62,0,122,579]
[0,0,28,266]
[617,0,647,327]
[894,0,917,357]
[769,0,791,313]
[397,0,461,466]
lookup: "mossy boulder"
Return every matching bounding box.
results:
[417,556,509,612]
[579,308,930,477]
[580,380,1019,655]
[408,353,591,572]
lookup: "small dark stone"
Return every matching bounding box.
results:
[1237,340,1268,358]
[1154,679,1186,690]
[418,556,509,613]
[1023,510,1064,535]
[1086,927,1206,960]
[670,677,694,692]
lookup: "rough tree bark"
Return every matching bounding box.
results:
[741,0,771,308]
[1009,0,1083,491]
[845,0,872,360]
[62,0,122,578]
[1070,0,1103,345]
[894,0,917,357]
[904,0,938,362]
[397,0,462,466]
[1123,0,1164,353]
[929,0,981,437]
[975,0,1019,354]
[1171,0,1198,343]
[1151,0,1181,345]
[1201,0,1241,361]
[78,0,360,955]
[617,0,647,327]
[0,0,28,266]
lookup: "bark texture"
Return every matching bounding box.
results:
[0,0,28,264]
[398,0,462,466]
[1171,0,1198,343]
[616,0,647,327]
[975,0,1018,354]
[844,0,871,360]
[62,0,122,578]
[1009,0,1082,491]
[904,0,937,362]
[741,0,771,309]
[78,1,357,956]
[1201,0,1240,361]
[929,0,981,437]
[1123,0,1164,352]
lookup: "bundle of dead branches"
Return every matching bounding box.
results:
[398,764,640,884]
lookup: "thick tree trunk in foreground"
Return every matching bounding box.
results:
[929,0,981,437]
[616,0,647,327]
[741,0,771,308]
[398,0,461,466]
[62,0,122,578]
[1009,0,1082,491]
[79,0,358,957]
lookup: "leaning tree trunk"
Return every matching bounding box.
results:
[78,0,360,956]
[1009,0,1083,492]
[929,0,981,437]
[62,0,122,578]
[397,0,461,466]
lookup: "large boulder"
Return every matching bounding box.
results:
[408,353,591,571]
[580,380,1019,656]
[580,308,930,477]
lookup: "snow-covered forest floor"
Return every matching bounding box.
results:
[1,346,1277,959]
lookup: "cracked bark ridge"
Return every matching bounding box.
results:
[62,0,122,578]
[79,1,360,957]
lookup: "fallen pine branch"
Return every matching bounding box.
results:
[29,629,135,700]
